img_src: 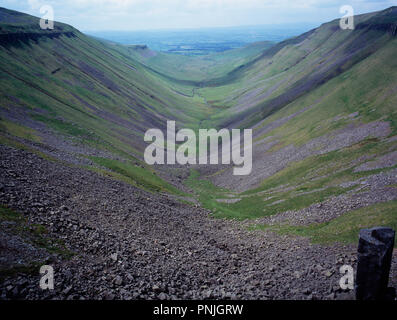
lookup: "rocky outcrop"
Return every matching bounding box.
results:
[356,227,395,300]
[0,31,76,48]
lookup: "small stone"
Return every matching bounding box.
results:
[12,287,19,296]
[126,273,134,281]
[324,270,333,278]
[326,293,335,300]
[158,293,167,300]
[63,286,72,295]
[104,292,115,300]
[204,290,212,298]
[303,288,311,295]
[114,276,123,286]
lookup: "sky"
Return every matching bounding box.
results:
[1,0,396,31]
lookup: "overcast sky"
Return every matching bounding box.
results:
[1,0,396,31]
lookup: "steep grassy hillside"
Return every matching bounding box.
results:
[197,9,395,127]
[0,7,213,195]
[182,7,397,239]
[1,6,396,242]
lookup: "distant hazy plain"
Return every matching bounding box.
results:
[86,24,317,55]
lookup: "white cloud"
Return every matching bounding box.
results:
[27,0,43,9]
[2,0,396,30]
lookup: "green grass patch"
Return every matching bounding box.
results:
[243,137,389,196]
[0,132,58,162]
[31,114,93,138]
[253,200,397,244]
[185,134,394,219]
[0,205,24,222]
[0,205,74,279]
[89,156,187,196]
[0,119,42,143]
[185,169,353,220]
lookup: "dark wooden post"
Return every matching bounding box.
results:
[355,227,395,300]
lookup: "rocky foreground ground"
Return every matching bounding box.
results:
[0,143,396,300]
